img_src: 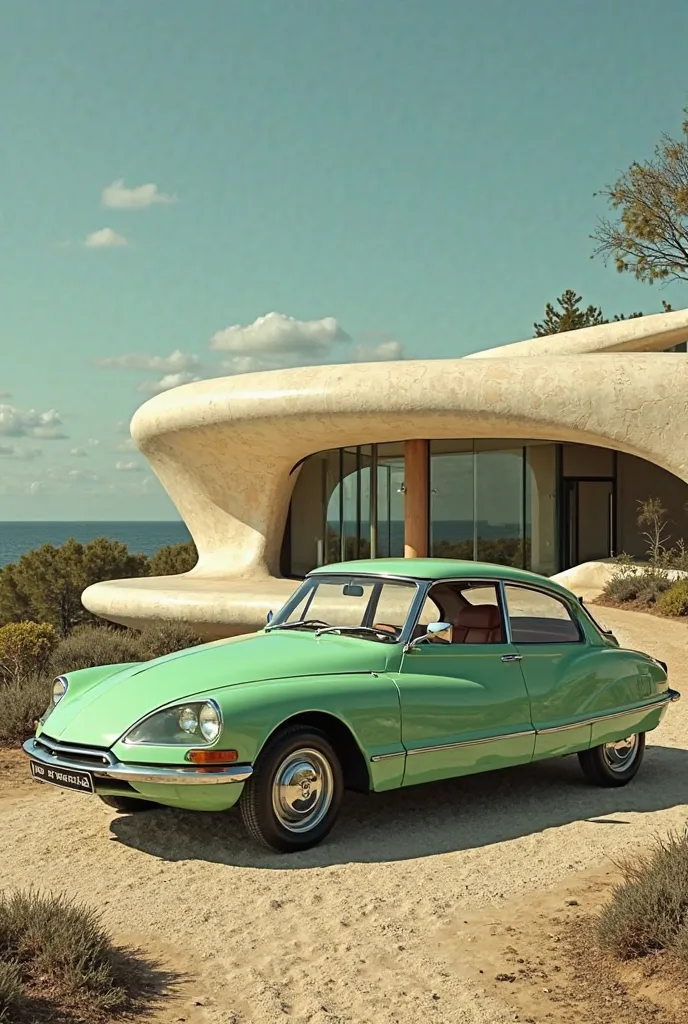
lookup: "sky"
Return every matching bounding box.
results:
[2,0,688,521]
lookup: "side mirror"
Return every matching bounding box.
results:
[266,610,274,624]
[404,621,453,652]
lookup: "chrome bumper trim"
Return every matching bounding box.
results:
[23,738,252,787]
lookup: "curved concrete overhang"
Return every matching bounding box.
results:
[467,306,688,358]
[82,310,688,637]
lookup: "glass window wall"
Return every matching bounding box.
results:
[288,438,559,577]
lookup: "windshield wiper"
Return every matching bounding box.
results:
[266,618,330,633]
[314,625,396,641]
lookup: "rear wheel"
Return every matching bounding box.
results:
[240,726,344,852]
[99,795,158,813]
[578,733,645,787]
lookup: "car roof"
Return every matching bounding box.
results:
[308,558,576,599]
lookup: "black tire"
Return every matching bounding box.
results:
[578,732,645,787]
[240,726,344,852]
[99,795,158,813]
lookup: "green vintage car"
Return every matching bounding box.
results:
[24,559,679,852]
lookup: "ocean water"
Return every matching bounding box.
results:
[0,521,192,568]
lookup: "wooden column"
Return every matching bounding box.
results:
[403,439,429,558]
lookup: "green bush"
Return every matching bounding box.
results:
[656,579,688,617]
[50,625,143,676]
[0,889,127,1022]
[148,540,197,576]
[597,829,688,965]
[50,621,203,676]
[0,622,58,683]
[0,677,50,748]
[136,620,203,659]
[602,566,672,608]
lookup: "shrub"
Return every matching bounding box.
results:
[602,566,671,608]
[0,961,24,1022]
[597,829,688,964]
[51,625,143,676]
[0,677,50,747]
[148,540,197,576]
[0,622,58,683]
[0,889,127,1022]
[50,621,203,676]
[656,579,688,617]
[136,620,203,660]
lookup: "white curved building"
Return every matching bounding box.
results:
[83,309,688,638]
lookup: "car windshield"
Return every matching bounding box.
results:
[267,575,419,642]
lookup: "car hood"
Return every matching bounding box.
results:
[41,630,394,747]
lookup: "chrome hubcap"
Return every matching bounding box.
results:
[602,735,639,772]
[272,748,334,833]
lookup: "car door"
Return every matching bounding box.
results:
[395,582,536,786]
[502,583,594,759]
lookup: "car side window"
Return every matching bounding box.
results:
[503,585,581,644]
[416,582,505,644]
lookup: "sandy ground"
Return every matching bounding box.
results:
[1,604,687,1024]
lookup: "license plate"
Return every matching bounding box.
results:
[30,759,94,794]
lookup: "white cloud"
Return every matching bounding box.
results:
[209,311,405,375]
[69,447,87,456]
[84,227,128,249]
[87,438,100,447]
[137,372,202,394]
[96,349,201,372]
[102,179,177,210]
[0,443,42,460]
[67,468,100,483]
[114,438,136,452]
[115,460,143,472]
[210,312,349,357]
[354,340,404,361]
[0,405,66,439]
[29,481,42,495]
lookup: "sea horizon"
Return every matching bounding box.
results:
[0,520,193,568]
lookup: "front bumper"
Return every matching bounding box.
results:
[23,737,253,787]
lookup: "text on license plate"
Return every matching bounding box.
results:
[30,759,94,793]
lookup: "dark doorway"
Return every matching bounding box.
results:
[562,477,616,568]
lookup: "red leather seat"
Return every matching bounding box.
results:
[452,604,502,644]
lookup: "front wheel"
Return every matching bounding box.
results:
[578,733,645,787]
[240,727,344,852]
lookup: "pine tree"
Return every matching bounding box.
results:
[534,290,606,336]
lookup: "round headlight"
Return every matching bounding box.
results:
[199,702,221,742]
[52,677,68,706]
[178,706,199,734]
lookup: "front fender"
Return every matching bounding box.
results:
[111,671,404,790]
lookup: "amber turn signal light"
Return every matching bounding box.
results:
[186,749,238,764]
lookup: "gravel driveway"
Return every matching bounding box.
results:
[2,605,687,1024]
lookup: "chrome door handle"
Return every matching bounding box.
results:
[501,654,522,663]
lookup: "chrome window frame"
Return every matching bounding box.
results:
[405,577,509,647]
[499,581,584,646]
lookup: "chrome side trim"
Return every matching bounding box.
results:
[23,738,252,786]
[406,728,535,757]
[536,691,679,736]
[372,691,681,761]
